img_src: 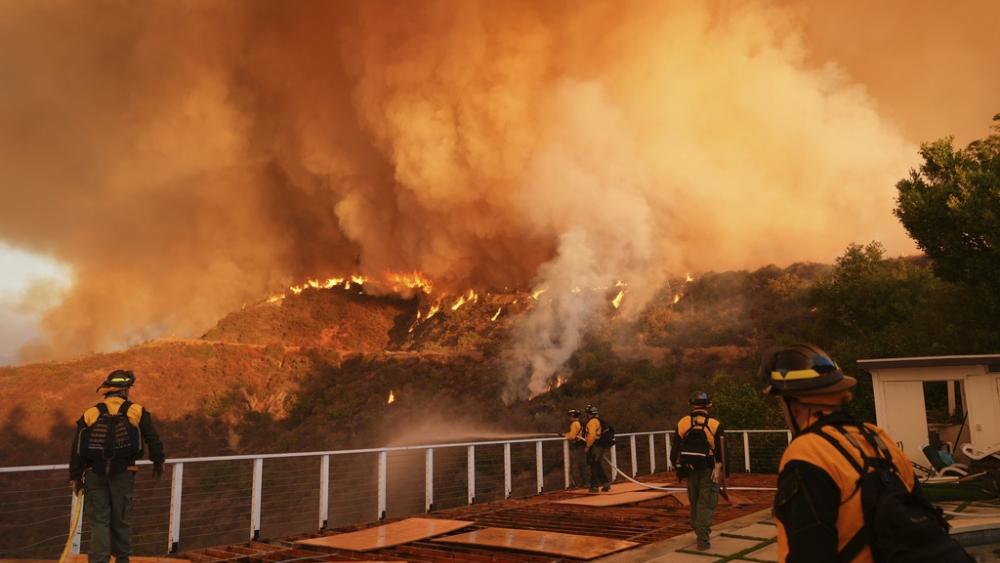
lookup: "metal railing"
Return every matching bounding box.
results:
[0,429,790,558]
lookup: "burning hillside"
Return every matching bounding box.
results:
[8,0,999,369]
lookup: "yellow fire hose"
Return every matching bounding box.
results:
[58,488,84,563]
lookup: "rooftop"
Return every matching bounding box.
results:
[858,354,1000,371]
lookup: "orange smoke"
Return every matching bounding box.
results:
[0,0,997,365]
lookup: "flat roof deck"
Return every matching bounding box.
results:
[179,473,777,562]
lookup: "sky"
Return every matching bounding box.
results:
[1,0,998,369]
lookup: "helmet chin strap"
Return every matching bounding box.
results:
[781,397,803,436]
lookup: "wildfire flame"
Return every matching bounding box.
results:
[451,295,466,311]
[531,288,547,300]
[611,289,625,309]
[491,307,502,321]
[451,289,478,311]
[388,272,433,294]
[673,293,681,304]
[685,273,695,283]
[426,305,440,319]
[387,390,395,404]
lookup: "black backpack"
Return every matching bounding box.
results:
[77,401,144,463]
[811,424,973,563]
[678,415,716,469]
[586,417,615,447]
[596,418,615,447]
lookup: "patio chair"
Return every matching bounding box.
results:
[922,445,969,477]
[961,442,1000,462]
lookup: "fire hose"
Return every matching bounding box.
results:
[58,488,85,563]
[602,455,777,492]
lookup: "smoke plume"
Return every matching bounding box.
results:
[1,1,997,395]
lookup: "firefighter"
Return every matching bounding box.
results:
[563,409,588,487]
[763,344,971,563]
[583,405,612,492]
[672,391,725,551]
[70,370,165,563]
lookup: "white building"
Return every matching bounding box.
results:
[858,354,1000,468]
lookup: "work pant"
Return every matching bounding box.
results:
[569,444,587,487]
[587,445,610,488]
[85,469,135,563]
[687,467,719,545]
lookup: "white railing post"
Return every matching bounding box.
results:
[743,432,751,473]
[563,440,570,488]
[425,448,434,512]
[377,450,387,520]
[318,455,329,530]
[70,488,84,554]
[503,443,512,498]
[167,462,183,553]
[787,430,793,444]
[648,434,656,474]
[665,432,673,471]
[467,445,476,504]
[535,441,544,494]
[610,444,618,481]
[250,458,263,540]
[629,435,638,477]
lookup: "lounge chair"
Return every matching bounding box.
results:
[961,442,1000,463]
[922,445,969,477]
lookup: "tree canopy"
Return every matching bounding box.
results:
[895,115,1000,295]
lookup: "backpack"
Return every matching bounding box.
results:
[77,401,144,464]
[596,418,615,447]
[585,417,615,447]
[678,415,716,469]
[811,424,973,563]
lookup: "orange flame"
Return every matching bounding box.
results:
[387,390,395,404]
[673,293,681,304]
[426,305,440,319]
[388,272,433,294]
[685,273,695,283]
[266,294,285,304]
[451,295,466,311]
[531,288,547,300]
[491,307,502,321]
[611,290,625,309]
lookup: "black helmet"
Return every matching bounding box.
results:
[96,370,136,393]
[585,404,598,416]
[761,344,856,397]
[568,409,581,418]
[689,391,711,406]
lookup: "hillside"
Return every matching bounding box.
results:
[3,249,997,467]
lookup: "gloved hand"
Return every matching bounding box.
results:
[711,462,722,483]
[152,462,164,480]
[71,479,85,495]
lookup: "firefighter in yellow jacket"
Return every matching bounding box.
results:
[70,370,165,563]
[582,405,611,492]
[763,345,971,563]
[671,391,725,551]
[563,409,587,487]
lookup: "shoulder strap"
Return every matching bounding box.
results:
[806,424,872,563]
[95,402,109,415]
[118,400,133,417]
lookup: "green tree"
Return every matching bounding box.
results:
[894,114,1000,295]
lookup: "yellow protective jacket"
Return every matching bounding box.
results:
[69,395,165,480]
[565,420,583,443]
[775,413,916,563]
[672,410,723,467]
[583,418,602,449]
